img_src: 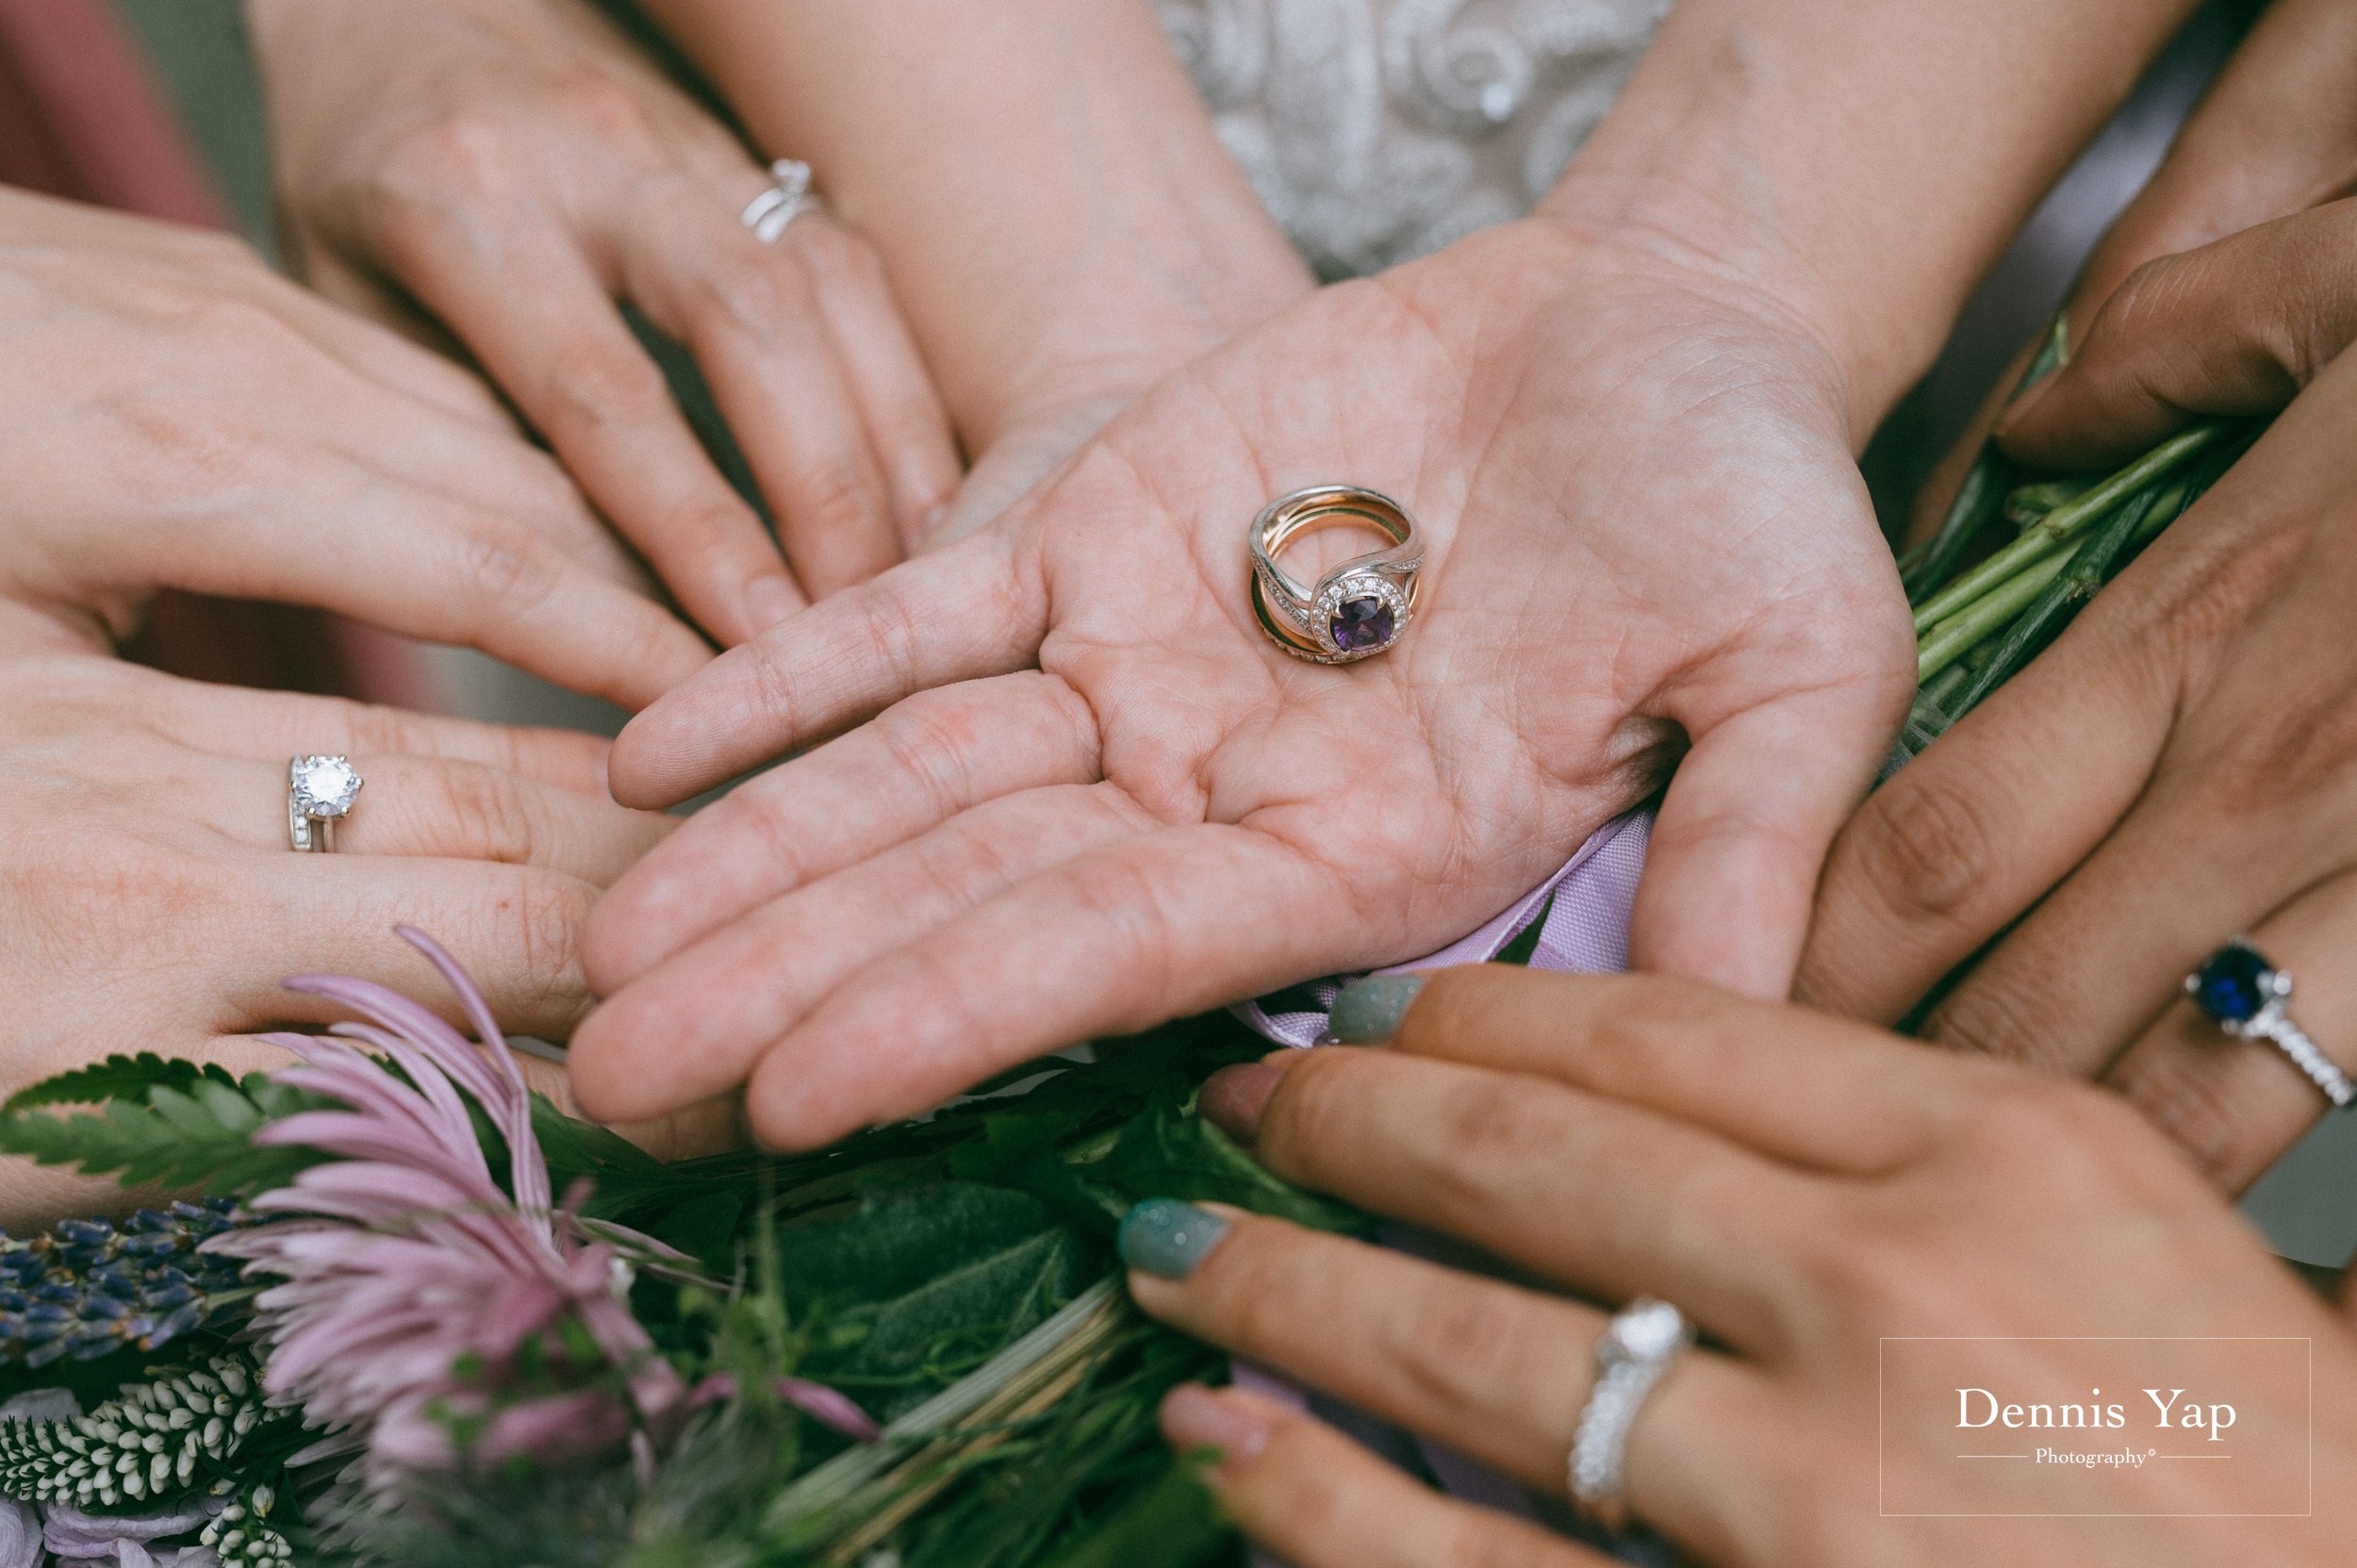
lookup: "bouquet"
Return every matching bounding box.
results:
[0,326,2262,1565]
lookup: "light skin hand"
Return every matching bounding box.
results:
[246,0,963,638]
[1125,966,2357,1567]
[572,0,2201,1145]
[636,0,1317,543]
[1801,5,2357,1192]
[0,186,710,708]
[0,654,737,1229]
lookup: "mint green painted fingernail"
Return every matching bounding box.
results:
[1118,1198,1228,1279]
[1328,974,1426,1044]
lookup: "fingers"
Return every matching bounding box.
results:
[127,672,615,794]
[223,858,603,1041]
[585,671,1099,989]
[1386,968,1952,1175]
[2069,0,2357,312]
[1128,1209,1748,1513]
[385,220,800,645]
[1242,1048,1806,1345]
[621,196,951,597]
[605,536,1046,807]
[1632,672,1906,999]
[200,470,710,712]
[1156,1384,1612,1568]
[569,781,1151,1122]
[2103,873,2357,1194]
[788,220,963,546]
[733,826,1355,1149]
[1997,203,2357,470]
[1794,599,2175,1025]
[217,753,670,886]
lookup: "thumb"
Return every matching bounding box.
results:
[1996,201,2357,470]
[1630,672,1908,999]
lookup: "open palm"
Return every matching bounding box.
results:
[570,219,1914,1147]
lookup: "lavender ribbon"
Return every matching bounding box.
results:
[1237,812,1674,1565]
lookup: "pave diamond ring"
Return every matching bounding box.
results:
[2187,939,2353,1108]
[1569,1296,1692,1532]
[741,159,817,243]
[1248,485,1422,665]
[288,755,363,853]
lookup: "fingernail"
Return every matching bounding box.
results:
[1327,973,1426,1044]
[1118,1197,1229,1279]
[745,574,802,631]
[1160,1383,1272,1465]
[592,743,612,799]
[1198,1058,1294,1144]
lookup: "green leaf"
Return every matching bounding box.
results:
[783,1183,1091,1418]
[3,1052,239,1114]
[0,1073,329,1195]
[1033,1456,1231,1568]
[1061,1100,1363,1236]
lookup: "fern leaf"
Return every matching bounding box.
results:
[2,1052,238,1114]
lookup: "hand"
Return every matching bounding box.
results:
[1119,966,2355,1567]
[1801,2,2357,1191]
[247,0,962,640]
[570,218,1915,1147]
[0,653,733,1227]
[0,187,708,708]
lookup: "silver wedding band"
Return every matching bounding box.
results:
[1569,1296,1692,1531]
[741,158,816,243]
[288,755,362,853]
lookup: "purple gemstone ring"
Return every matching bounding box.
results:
[1248,485,1423,665]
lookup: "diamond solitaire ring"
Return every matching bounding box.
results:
[1248,485,1422,664]
[1569,1296,1692,1531]
[2187,940,2353,1108]
[741,158,816,244]
[288,755,363,853]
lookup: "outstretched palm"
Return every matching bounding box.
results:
[571,219,1914,1147]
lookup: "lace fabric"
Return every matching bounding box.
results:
[1159,0,1668,278]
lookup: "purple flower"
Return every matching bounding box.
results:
[206,928,684,1486]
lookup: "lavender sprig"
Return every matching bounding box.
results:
[0,1201,247,1368]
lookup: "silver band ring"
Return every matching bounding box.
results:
[741,158,816,244]
[1569,1296,1692,1531]
[2187,939,2353,1108]
[1248,485,1422,664]
[288,755,363,854]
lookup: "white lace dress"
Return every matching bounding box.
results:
[1159,0,1669,280]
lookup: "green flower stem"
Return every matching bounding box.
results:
[1902,314,2069,603]
[1915,546,2073,682]
[1911,423,2224,635]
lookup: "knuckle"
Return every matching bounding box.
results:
[370,107,519,223]
[2113,1054,2285,1187]
[486,871,591,1005]
[693,249,804,342]
[1922,973,2069,1070]
[548,73,662,157]
[542,338,673,436]
[1432,1079,1572,1197]
[453,525,568,623]
[433,763,538,867]
[783,454,886,545]
[1843,770,2006,928]
[1388,1282,1543,1415]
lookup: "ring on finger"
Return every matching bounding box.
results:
[1569,1296,1693,1531]
[741,158,819,244]
[1248,485,1423,665]
[2187,939,2354,1108]
[288,754,363,853]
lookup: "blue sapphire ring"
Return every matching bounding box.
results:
[1249,486,1422,665]
[2186,940,2353,1109]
